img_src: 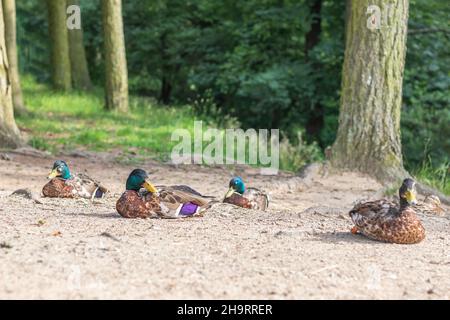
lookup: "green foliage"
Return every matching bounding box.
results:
[279,132,323,172]
[15,0,449,189]
[412,159,450,196]
[402,0,450,172]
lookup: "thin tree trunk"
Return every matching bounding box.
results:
[0,1,22,148]
[304,0,322,55]
[304,0,323,141]
[331,0,409,183]
[67,0,92,90]
[101,0,128,112]
[2,0,26,115]
[46,0,71,91]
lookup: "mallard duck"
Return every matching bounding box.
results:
[349,178,425,244]
[223,177,269,210]
[116,169,213,219]
[42,160,108,199]
[414,195,445,216]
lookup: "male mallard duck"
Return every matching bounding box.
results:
[223,177,269,210]
[414,195,445,216]
[42,160,108,199]
[116,169,213,219]
[349,178,425,244]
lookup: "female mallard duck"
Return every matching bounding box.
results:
[414,195,445,216]
[116,169,213,219]
[42,160,108,199]
[223,177,269,211]
[349,178,425,244]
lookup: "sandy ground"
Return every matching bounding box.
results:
[0,149,449,299]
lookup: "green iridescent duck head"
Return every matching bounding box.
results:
[225,176,246,198]
[48,160,72,180]
[126,169,158,193]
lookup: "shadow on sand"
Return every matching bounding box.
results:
[312,231,384,245]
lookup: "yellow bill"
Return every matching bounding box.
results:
[225,187,235,199]
[48,169,59,179]
[143,180,158,193]
[405,190,417,204]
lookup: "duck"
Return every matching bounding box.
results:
[414,195,445,216]
[349,178,425,244]
[116,169,214,219]
[223,176,269,211]
[42,160,108,199]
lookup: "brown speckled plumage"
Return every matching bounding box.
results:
[116,190,160,218]
[349,199,425,244]
[42,174,108,199]
[223,188,269,211]
[42,178,76,198]
[116,187,213,219]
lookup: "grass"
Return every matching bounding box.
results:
[411,159,450,195]
[18,75,208,160]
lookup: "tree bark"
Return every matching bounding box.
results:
[101,0,128,112]
[2,0,26,115]
[67,0,92,90]
[0,1,22,148]
[304,0,323,142]
[304,0,322,55]
[46,0,71,91]
[331,0,409,183]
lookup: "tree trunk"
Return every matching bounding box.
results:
[46,0,72,91]
[2,0,26,115]
[304,0,322,55]
[331,0,409,183]
[67,0,92,90]
[0,1,22,148]
[101,0,128,112]
[304,0,323,142]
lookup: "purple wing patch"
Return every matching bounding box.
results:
[179,202,199,216]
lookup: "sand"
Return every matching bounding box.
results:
[0,149,449,299]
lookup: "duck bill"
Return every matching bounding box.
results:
[143,180,158,193]
[405,190,417,205]
[48,169,58,179]
[225,187,235,199]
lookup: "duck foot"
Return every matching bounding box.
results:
[351,226,358,234]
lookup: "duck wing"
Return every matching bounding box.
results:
[74,173,108,199]
[350,199,397,224]
[154,189,213,218]
[244,188,269,211]
[156,185,215,199]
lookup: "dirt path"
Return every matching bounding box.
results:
[0,150,449,299]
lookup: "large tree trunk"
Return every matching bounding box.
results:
[0,1,22,148]
[101,0,128,112]
[2,0,26,115]
[67,0,92,90]
[331,0,409,183]
[46,0,71,91]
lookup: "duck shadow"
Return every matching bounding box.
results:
[63,212,122,219]
[312,231,382,245]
